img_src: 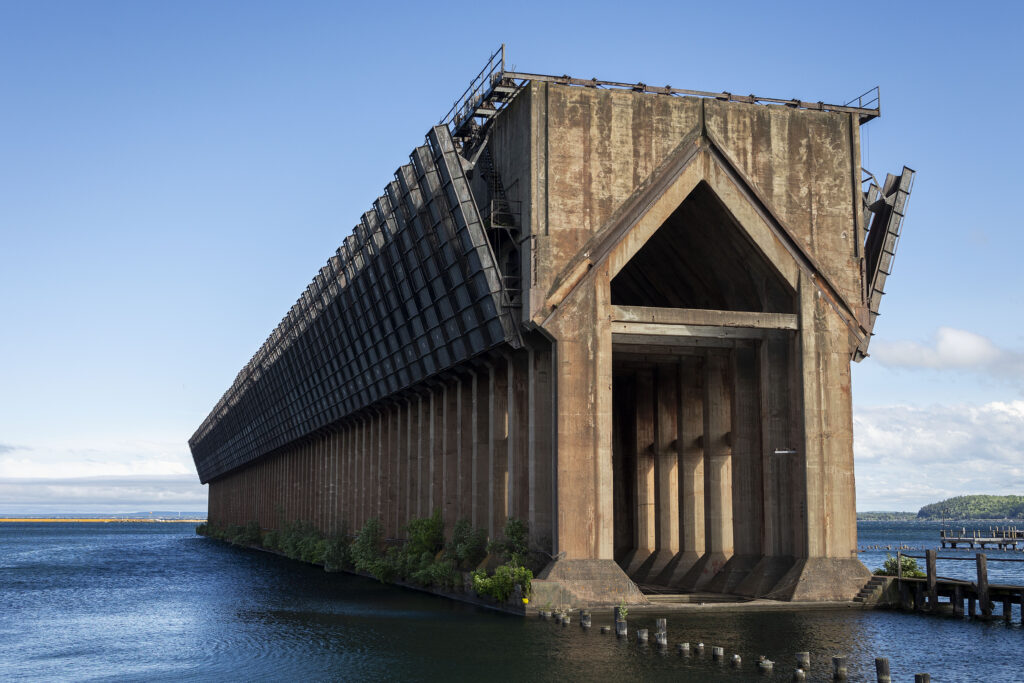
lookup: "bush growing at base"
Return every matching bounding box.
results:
[472,563,533,603]
[445,518,488,570]
[351,517,394,582]
[874,553,925,578]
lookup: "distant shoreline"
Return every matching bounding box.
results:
[0,518,206,523]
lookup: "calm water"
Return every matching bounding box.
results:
[1,522,1023,682]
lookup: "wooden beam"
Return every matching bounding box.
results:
[611,305,798,330]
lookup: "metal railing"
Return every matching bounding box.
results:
[440,44,505,134]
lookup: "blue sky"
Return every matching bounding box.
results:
[1,1,1021,513]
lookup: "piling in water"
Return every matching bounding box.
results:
[758,658,774,675]
[875,657,891,683]
[694,642,705,655]
[731,654,741,667]
[677,642,689,655]
[615,620,627,638]
[793,669,807,681]
[712,646,724,662]
[832,656,848,680]
[796,652,810,670]
[599,625,610,634]
[636,628,648,644]
[914,675,931,683]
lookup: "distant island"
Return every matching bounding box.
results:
[859,495,1024,521]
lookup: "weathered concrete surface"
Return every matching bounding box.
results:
[203,77,892,606]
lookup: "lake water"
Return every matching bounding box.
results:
[1,521,1022,681]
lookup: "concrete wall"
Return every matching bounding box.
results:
[207,81,876,604]
[208,343,555,549]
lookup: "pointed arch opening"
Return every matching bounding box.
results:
[610,181,796,314]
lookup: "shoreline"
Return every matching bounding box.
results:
[0,518,206,523]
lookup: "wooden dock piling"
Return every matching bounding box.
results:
[832,656,848,680]
[977,553,991,617]
[875,657,890,683]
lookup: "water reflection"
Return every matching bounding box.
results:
[1,523,1022,682]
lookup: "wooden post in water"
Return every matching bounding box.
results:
[896,551,902,581]
[977,553,992,617]
[968,595,976,618]
[914,675,931,683]
[832,656,848,680]
[926,549,937,610]
[1003,598,1011,622]
[875,657,891,683]
[796,652,810,671]
[953,584,963,617]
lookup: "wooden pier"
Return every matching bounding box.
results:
[940,526,1022,550]
[895,550,1024,621]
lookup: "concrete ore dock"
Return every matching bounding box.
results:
[190,49,914,606]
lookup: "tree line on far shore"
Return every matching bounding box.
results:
[858,495,1024,521]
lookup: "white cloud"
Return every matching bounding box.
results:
[854,401,1024,511]
[0,438,205,513]
[0,438,194,479]
[0,475,206,514]
[871,327,1024,376]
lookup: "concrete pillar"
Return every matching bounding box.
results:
[489,359,509,538]
[458,374,474,523]
[389,404,400,536]
[400,400,411,530]
[416,396,425,519]
[708,344,762,593]
[528,343,554,551]
[666,356,705,585]
[473,369,488,531]
[680,352,733,590]
[644,363,680,581]
[444,381,458,532]
[705,353,734,555]
[510,352,530,522]
[624,368,655,577]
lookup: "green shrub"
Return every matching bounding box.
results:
[352,517,393,582]
[445,518,488,570]
[487,517,529,566]
[874,554,925,578]
[472,563,533,603]
[230,520,262,547]
[196,523,208,536]
[323,534,352,572]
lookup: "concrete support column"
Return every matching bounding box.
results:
[624,368,655,577]
[457,374,474,523]
[489,359,509,538]
[644,363,679,581]
[415,396,425,519]
[472,369,488,531]
[705,352,734,557]
[509,352,530,523]
[443,382,458,532]
[681,352,733,590]
[430,388,443,517]
[528,343,554,552]
[708,344,762,593]
[389,406,400,536]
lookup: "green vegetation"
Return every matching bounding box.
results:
[197,512,537,607]
[472,563,533,602]
[916,495,1024,520]
[856,511,917,521]
[874,554,925,578]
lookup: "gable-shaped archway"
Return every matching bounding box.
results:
[610,181,796,314]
